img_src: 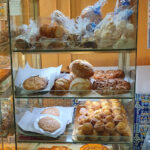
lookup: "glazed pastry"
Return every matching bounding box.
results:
[51,78,70,95]
[69,60,94,79]
[103,115,114,123]
[91,101,101,110]
[79,108,89,116]
[80,144,109,150]
[38,117,60,132]
[113,109,122,116]
[23,76,48,91]
[76,129,86,141]
[113,114,125,123]
[78,115,90,125]
[94,121,104,132]
[78,123,93,135]
[93,70,125,80]
[41,107,60,116]
[85,101,92,109]
[89,130,99,141]
[70,77,91,95]
[105,122,115,133]
[92,78,131,95]
[116,122,127,134]
[40,25,66,39]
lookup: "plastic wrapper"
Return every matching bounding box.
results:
[15,19,39,49]
[94,2,135,49]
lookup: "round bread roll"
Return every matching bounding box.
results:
[69,77,91,95]
[41,107,60,116]
[38,117,60,132]
[23,76,48,91]
[51,78,70,95]
[69,60,94,79]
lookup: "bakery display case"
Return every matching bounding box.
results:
[8,0,138,149]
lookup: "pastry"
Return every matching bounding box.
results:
[81,37,97,48]
[85,101,92,109]
[41,107,60,116]
[76,129,86,141]
[0,69,11,83]
[50,146,71,150]
[89,129,99,141]
[78,123,93,135]
[0,56,10,68]
[94,121,104,132]
[51,78,70,95]
[38,117,60,132]
[116,122,127,134]
[47,41,65,49]
[91,101,101,110]
[79,108,89,116]
[92,78,131,95]
[15,38,31,49]
[93,70,125,80]
[69,77,91,95]
[40,25,66,39]
[105,122,115,133]
[80,144,108,150]
[38,148,50,150]
[23,76,48,90]
[69,60,94,79]
[103,115,114,123]
[78,115,90,125]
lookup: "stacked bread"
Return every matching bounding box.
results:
[76,99,131,142]
[69,60,94,95]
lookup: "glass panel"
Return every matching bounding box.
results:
[9,0,138,52]
[13,51,136,99]
[15,98,133,145]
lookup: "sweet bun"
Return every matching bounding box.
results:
[79,123,93,135]
[41,107,60,116]
[76,129,86,141]
[51,78,70,95]
[69,60,94,78]
[78,115,90,125]
[38,117,60,132]
[69,77,91,95]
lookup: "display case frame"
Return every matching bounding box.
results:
[7,0,139,149]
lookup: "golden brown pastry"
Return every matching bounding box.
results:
[78,123,93,135]
[0,69,11,82]
[93,70,125,80]
[79,108,89,116]
[103,115,114,123]
[23,76,48,91]
[41,107,60,116]
[51,78,70,95]
[94,121,104,132]
[69,77,91,95]
[116,122,127,134]
[69,60,94,79]
[76,129,86,141]
[38,148,51,150]
[38,117,60,132]
[80,144,109,150]
[89,129,99,141]
[47,41,65,49]
[105,122,115,133]
[78,115,90,125]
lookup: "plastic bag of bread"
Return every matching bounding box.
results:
[81,0,107,24]
[15,19,39,49]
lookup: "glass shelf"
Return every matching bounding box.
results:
[15,89,135,99]
[13,48,137,54]
[16,125,132,145]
